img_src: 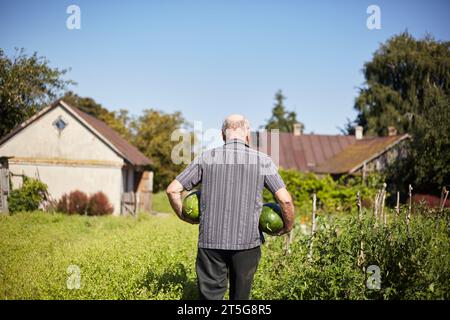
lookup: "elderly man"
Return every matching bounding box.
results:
[166,114,294,300]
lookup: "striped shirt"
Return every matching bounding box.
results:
[176,139,286,250]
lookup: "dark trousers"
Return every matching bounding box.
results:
[196,246,261,300]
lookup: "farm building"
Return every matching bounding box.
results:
[251,125,410,178]
[0,100,153,215]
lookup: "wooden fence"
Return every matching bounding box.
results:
[0,157,11,214]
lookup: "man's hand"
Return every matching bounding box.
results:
[276,227,291,236]
[166,180,199,224]
[274,188,295,236]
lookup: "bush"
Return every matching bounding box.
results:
[87,192,114,216]
[1,208,447,299]
[56,194,69,213]
[8,176,48,213]
[412,193,450,208]
[264,169,383,213]
[252,206,450,300]
[57,191,113,215]
[57,190,89,215]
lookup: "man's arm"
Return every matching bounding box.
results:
[166,180,198,224]
[274,188,295,235]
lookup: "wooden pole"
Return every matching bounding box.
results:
[284,229,293,255]
[357,191,365,268]
[308,193,317,262]
[440,187,449,213]
[396,191,400,216]
[374,190,380,221]
[357,191,362,220]
[407,184,413,235]
[380,183,387,227]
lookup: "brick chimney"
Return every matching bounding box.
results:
[355,126,363,140]
[293,123,302,136]
[388,126,397,136]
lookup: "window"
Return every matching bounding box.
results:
[53,117,68,132]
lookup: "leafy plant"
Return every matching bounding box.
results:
[264,169,383,213]
[57,191,113,215]
[0,205,447,300]
[87,192,114,216]
[57,190,89,215]
[8,176,48,213]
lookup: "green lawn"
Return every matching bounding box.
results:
[151,191,173,213]
[0,209,448,299]
[0,212,199,299]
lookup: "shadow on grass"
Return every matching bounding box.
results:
[137,263,198,300]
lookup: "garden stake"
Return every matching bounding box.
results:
[407,184,413,236]
[380,183,387,227]
[440,187,448,213]
[308,193,317,262]
[357,191,365,268]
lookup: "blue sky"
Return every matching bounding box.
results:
[1,0,449,136]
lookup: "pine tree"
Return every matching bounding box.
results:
[265,90,304,133]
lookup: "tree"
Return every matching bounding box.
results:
[132,110,193,192]
[0,48,73,138]
[347,32,450,194]
[61,91,132,142]
[265,90,304,133]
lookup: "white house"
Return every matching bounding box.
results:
[0,100,153,215]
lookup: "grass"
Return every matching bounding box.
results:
[151,191,172,213]
[0,208,448,299]
[0,212,198,299]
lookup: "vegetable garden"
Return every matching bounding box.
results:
[1,202,448,299]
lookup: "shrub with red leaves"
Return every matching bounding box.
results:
[87,192,114,216]
[69,190,89,214]
[56,194,69,213]
[412,193,450,208]
[57,190,89,214]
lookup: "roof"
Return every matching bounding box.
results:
[315,134,410,174]
[0,100,152,167]
[251,132,356,172]
[250,131,409,174]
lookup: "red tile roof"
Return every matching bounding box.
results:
[251,132,355,172]
[68,103,152,166]
[251,131,409,174]
[0,100,152,167]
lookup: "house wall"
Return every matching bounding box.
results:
[9,163,122,215]
[354,141,408,176]
[0,105,125,215]
[0,106,123,163]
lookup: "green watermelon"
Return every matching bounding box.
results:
[259,203,284,235]
[182,191,201,222]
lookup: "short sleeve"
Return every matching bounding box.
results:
[175,156,202,191]
[263,158,286,194]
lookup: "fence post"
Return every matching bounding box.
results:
[308,193,317,262]
[380,183,387,226]
[396,191,400,216]
[284,228,293,255]
[373,189,381,225]
[357,191,362,219]
[407,184,413,236]
[357,191,365,268]
[440,187,449,213]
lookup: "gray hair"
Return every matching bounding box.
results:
[222,115,250,140]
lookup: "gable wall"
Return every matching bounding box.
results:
[0,105,124,164]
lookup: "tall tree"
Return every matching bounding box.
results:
[265,90,303,133]
[132,110,193,192]
[61,91,132,142]
[347,32,450,194]
[0,48,73,137]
